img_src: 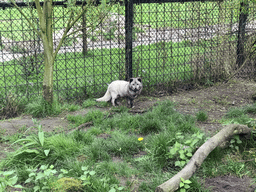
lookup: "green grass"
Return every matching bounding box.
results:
[198,104,256,179]
[221,104,256,126]
[196,110,208,122]
[0,100,209,191]
[1,100,256,191]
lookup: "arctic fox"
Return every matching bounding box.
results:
[96,77,143,108]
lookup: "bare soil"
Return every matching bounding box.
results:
[1,78,256,192]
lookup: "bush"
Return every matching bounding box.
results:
[51,177,83,192]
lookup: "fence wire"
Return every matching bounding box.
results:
[0,0,255,104]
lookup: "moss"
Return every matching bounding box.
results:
[51,177,83,192]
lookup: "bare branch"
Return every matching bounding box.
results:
[53,8,75,60]
[9,0,40,36]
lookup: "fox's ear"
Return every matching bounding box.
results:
[137,77,142,82]
[129,78,134,83]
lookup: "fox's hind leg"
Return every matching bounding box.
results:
[111,93,119,106]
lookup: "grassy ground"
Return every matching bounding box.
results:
[0,87,256,192]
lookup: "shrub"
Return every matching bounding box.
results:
[51,177,83,192]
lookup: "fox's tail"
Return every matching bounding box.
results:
[96,89,111,102]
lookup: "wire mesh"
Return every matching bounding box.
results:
[132,0,256,94]
[0,0,255,104]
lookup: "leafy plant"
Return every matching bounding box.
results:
[25,165,97,192]
[229,135,242,152]
[168,132,204,168]
[6,119,50,167]
[0,170,23,191]
[179,177,192,192]
[100,177,124,192]
[25,165,58,192]
[51,166,96,191]
[79,166,96,186]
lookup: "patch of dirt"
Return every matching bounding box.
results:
[1,78,256,191]
[204,175,256,192]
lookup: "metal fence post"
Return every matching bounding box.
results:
[236,0,249,68]
[82,2,88,56]
[125,0,133,80]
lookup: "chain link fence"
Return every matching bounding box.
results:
[0,0,256,103]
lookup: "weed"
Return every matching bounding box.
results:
[67,110,105,127]
[5,119,50,167]
[0,128,6,138]
[51,177,83,192]
[25,97,62,118]
[244,104,256,114]
[86,127,103,136]
[139,116,162,134]
[225,107,245,119]
[46,133,83,162]
[196,111,208,122]
[150,132,174,168]
[110,106,129,113]
[229,135,242,152]
[71,130,94,145]
[223,104,256,126]
[24,164,96,192]
[167,132,204,168]
[82,99,97,108]
[244,148,256,164]
[0,170,23,191]
[67,104,81,112]
[83,98,110,108]
[25,165,58,192]
[88,139,111,162]
[4,100,254,191]
[104,132,144,157]
[188,176,211,192]
[0,92,25,119]
[179,177,192,192]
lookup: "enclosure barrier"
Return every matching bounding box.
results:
[0,0,255,105]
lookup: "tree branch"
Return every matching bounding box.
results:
[52,0,111,59]
[10,0,40,37]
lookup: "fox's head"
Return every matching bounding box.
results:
[129,77,142,93]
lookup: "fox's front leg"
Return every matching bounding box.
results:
[127,97,134,108]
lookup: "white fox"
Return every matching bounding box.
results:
[96,77,143,108]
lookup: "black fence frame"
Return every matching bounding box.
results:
[0,0,254,102]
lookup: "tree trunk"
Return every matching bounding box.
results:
[41,0,54,103]
[42,46,54,103]
[11,0,108,103]
[155,124,252,192]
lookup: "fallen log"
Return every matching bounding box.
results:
[155,124,252,192]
